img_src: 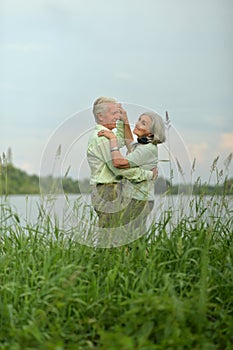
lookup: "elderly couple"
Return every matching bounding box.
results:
[87,96,166,229]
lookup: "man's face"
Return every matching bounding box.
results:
[98,103,121,130]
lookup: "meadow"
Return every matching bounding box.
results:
[0,187,233,350]
[0,149,233,349]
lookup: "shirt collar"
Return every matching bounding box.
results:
[96,124,110,130]
[96,124,116,132]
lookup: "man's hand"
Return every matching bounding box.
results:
[152,167,158,180]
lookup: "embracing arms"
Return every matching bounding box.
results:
[97,130,158,180]
[98,129,130,168]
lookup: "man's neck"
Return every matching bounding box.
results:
[98,123,112,130]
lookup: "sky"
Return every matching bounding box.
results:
[1,0,233,185]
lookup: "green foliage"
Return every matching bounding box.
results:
[0,194,233,349]
[0,164,90,195]
[0,164,39,195]
[0,162,232,196]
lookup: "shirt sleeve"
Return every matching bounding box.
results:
[115,120,125,149]
[126,145,158,168]
[96,137,153,182]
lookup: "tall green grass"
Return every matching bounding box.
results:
[0,190,233,350]
[1,149,233,349]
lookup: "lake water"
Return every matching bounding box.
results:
[2,193,232,228]
[1,193,232,248]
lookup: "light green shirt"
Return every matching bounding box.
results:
[126,142,158,201]
[87,121,153,185]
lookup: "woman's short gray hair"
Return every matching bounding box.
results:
[141,111,166,144]
[92,96,117,122]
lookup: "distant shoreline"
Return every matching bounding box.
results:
[0,163,232,196]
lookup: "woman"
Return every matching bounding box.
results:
[98,110,166,228]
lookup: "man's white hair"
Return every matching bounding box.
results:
[92,96,117,122]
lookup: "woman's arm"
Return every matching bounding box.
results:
[98,130,130,168]
[118,106,134,151]
[97,131,159,179]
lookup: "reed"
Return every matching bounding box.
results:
[1,136,232,348]
[0,183,232,349]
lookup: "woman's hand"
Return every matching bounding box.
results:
[98,130,116,140]
[118,104,128,123]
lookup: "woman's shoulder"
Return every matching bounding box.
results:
[145,142,157,148]
[139,143,157,151]
[131,142,156,150]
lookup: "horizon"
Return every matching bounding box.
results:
[2,147,232,188]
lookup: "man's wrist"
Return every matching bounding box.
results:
[110,146,119,152]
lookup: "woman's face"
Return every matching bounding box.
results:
[133,114,152,138]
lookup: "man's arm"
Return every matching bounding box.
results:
[97,138,153,183]
[98,129,129,168]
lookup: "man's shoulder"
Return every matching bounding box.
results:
[87,128,110,150]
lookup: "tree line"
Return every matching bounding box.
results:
[0,164,90,195]
[0,163,232,196]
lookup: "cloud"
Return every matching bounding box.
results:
[205,115,233,132]
[114,73,132,81]
[6,43,44,53]
[219,133,233,151]
[0,83,22,92]
[20,162,35,174]
[187,143,209,163]
[1,0,128,16]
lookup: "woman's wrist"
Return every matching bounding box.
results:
[119,110,129,123]
[121,116,129,124]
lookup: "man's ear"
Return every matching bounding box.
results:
[97,113,103,123]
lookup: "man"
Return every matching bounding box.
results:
[87,96,157,228]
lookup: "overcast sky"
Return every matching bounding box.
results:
[1,0,233,184]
